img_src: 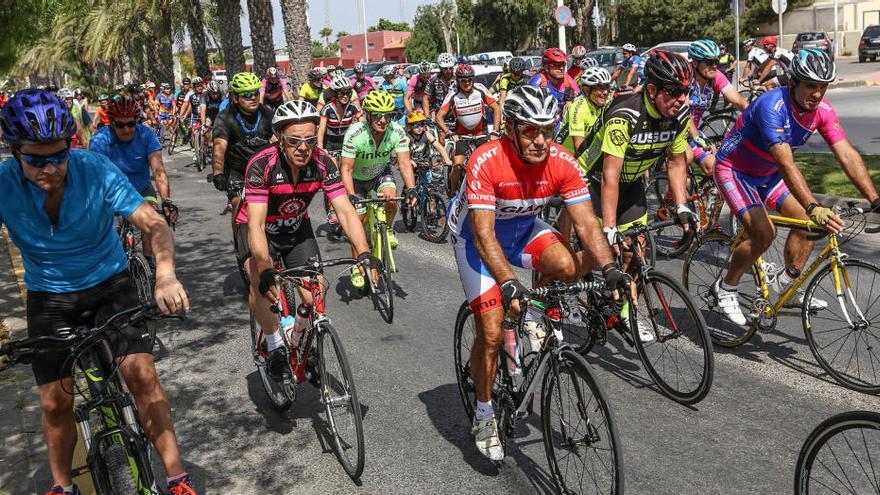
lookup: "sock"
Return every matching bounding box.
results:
[265,331,284,351]
[782,266,800,286]
[167,472,189,486]
[62,486,75,495]
[475,400,494,420]
[720,280,738,292]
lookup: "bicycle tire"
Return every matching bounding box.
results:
[101,442,141,495]
[541,348,623,494]
[795,410,880,494]
[682,231,759,347]
[250,309,292,412]
[401,201,417,232]
[128,253,153,306]
[632,271,714,404]
[420,190,449,243]
[453,302,478,420]
[802,258,880,394]
[369,224,394,324]
[317,321,366,479]
[699,112,737,146]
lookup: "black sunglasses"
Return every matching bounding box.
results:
[112,120,137,129]
[661,86,688,98]
[20,149,70,168]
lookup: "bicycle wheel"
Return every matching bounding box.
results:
[802,259,880,394]
[645,171,671,220]
[632,271,714,404]
[128,253,153,306]
[420,190,449,243]
[699,112,737,146]
[250,309,292,412]
[368,224,394,323]
[453,302,478,420]
[682,231,759,347]
[542,348,623,494]
[101,443,141,495]
[401,201,417,232]
[317,321,365,479]
[795,410,880,494]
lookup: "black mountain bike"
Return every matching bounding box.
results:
[400,163,449,243]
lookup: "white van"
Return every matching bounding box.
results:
[469,51,514,67]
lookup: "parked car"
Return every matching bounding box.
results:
[472,64,504,90]
[859,25,880,63]
[793,32,834,60]
[585,48,624,68]
[520,55,543,76]
[642,41,692,61]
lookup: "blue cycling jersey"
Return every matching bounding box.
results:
[88,124,162,192]
[621,55,645,76]
[0,149,145,293]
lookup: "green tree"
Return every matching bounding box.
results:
[369,18,410,32]
[320,27,334,46]
[471,0,545,52]
[406,5,445,62]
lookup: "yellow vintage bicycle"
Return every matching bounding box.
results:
[682,204,880,393]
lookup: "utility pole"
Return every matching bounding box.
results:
[400,0,405,23]
[324,0,330,30]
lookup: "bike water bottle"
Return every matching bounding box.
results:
[502,318,521,376]
[525,302,547,352]
[293,304,311,336]
[280,314,296,345]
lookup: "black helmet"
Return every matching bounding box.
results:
[644,50,691,88]
[509,57,526,73]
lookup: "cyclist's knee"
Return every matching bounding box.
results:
[121,356,161,395]
[475,311,505,348]
[38,381,75,417]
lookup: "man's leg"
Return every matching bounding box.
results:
[450,140,467,194]
[38,379,77,487]
[724,207,775,286]
[777,193,813,275]
[533,242,578,287]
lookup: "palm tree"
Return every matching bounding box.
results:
[185,0,211,76]
[247,0,277,75]
[319,27,333,47]
[279,0,310,90]
[214,0,246,75]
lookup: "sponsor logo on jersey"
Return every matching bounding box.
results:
[470,146,499,178]
[278,198,306,216]
[631,130,677,144]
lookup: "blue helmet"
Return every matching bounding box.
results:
[0,89,76,145]
[688,39,721,61]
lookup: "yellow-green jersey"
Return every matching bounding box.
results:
[555,95,604,168]
[490,73,527,95]
[581,92,690,183]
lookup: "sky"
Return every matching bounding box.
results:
[238,0,437,48]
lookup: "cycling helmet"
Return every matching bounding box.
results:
[418,60,432,74]
[228,72,261,94]
[355,63,366,73]
[98,94,109,102]
[326,64,336,72]
[361,90,396,113]
[790,48,837,83]
[329,74,352,91]
[455,64,475,78]
[644,50,692,88]
[206,80,221,94]
[317,66,328,76]
[182,77,191,84]
[126,82,140,93]
[114,84,124,92]
[74,88,83,96]
[580,57,600,69]
[542,47,568,65]
[761,35,779,47]
[106,96,141,119]
[622,43,637,53]
[571,45,587,59]
[308,68,324,81]
[145,81,156,89]
[437,52,455,69]
[58,89,73,99]
[0,89,76,145]
[509,57,526,73]
[406,110,427,124]
[160,82,171,90]
[47,83,59,92]
[266,67,279,78]
[743,38,756,48]
[503,85,559,126]
[580,67,612,87]
[688,39,721,61]
[382,64,397,77]
[191,76,204,86]
[271,100,320,131]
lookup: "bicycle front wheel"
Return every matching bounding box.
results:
[128,253,153,306]
[317,321,366,479]
[542,349,623,494]
[803,258,880,394]
[420,190,449,243]
[633,271,714,404]
[795,410,880,494]
[250,309,292,412]
[368,224,394,323]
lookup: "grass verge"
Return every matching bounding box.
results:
[799,153,880,197]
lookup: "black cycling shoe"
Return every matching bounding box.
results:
[267,346,291,382]
[306,349,320,387]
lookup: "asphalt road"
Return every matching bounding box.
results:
[803,85,880,154]
[79,151,874,494]
[834,55,880,81]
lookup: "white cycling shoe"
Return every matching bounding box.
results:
[711,279,748,326]
[764,262,828,310]
[472,416,504,462]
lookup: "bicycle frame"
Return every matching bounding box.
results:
[363,193,399,273]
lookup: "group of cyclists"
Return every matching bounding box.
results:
[1,32,878,492]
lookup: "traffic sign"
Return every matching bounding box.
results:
[592,4,606,27]
[771,0,787,14]
[554,5,572,25]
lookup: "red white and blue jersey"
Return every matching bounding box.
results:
[448,138,591,243]
[688,71,732,127]
[715,87,846,177]
[528,72,581,111]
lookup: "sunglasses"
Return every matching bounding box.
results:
[661,86,689,98]
[112,120,137,129]
[458,77,473,84]
[700,59,720,66]
[517,123,555,140]
[592,84,612,92]
[280,135,318,148]
[370,112,393,122]
[20,149,70,168]
[410,122,427,129]
[236,90,259,99]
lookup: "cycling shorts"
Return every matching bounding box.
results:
[587,177,649,232]
[453,218,563,316]
[233,219,321,271]
[688,134,713,166]
[353,166,397,215]
[454,136,489,158]
[714,162,790,219]
[26,271,152,385]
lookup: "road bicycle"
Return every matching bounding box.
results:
[353,192,402,323]
[682,203,880,393]
[0,304,181,494]
[249,256,366,479]
[453,280,623,493]
[195,124,211,172]
[400,163,449,243]
[117,218,153,306]
[166,117,187,156]
[445,133,490,194]
[794,410,880,494]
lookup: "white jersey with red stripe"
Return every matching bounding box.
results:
[440,83,497,135]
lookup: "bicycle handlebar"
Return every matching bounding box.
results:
[527,280,606,299]
[278,257,360,278]
[353,195,406,205]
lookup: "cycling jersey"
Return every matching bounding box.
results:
[0,149,144,292]
[407,74,430,102]
[688,70,733,127]
[773,48,795,67]
[95,105,110,126]
[174,88,188,108]
[212,105,274,178]
[203,94,223,122]
[492,73,527,94]
[407,127,440,165]
[566,65,584,82]
[351,76,378,100]
[298,82,324,106]
[236,146,345,236]
[747,47,770,68]
[341,120,410,181]
[620,54,646,78]
[261,77,288,105]
[440,83,497,135]
[581,92,690,182]
[424,74,456,111]
[88,124,162,192]
[380,77,408,110]
[528,71,580,110]
[184,90,203,121]
[157,93,175,115]
[556,95,604,164]
[320,100,361,150]
[715,87,846,177]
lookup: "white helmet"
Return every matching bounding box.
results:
[437,52,455,69]
[272,100,320,131]
[330,74,352,91]
[503,86,559,126]
[382,64,397,76]
[580,67,612,87]
[622,43,637,53]
[580,57,600,69]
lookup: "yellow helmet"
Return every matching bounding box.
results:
[229,72,262,94]
[361,90,396,113]
[406,110,427,125]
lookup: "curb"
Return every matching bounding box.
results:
[829,79,878,89]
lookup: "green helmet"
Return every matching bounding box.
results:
[229,72,261,94]
[361,90,396,113]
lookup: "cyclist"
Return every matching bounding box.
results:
[210,72,274,217]
[495,56,529,110]
[436,63,502,194]
[378,65,408,125]
[610,44,646,91]
[741,38,769,87]
[528,48,580,111]
[405,60,432,113]
[405,110,452,175]
[198,81,224,158]
[718,44,735,80]
[446,85,629,462]
[756,35,795,90]
[317,75,363,154]
[567,44,589,81]
[89,96,179,264]
[686,39,749,174]
[556,67,613,162]
[94,94,111,129]
[579,50,696,341]
[339,90,416,286]
[423,52,457,121]
[260,66,292,111]
[61,90,91,149]
[236,99,373,381]
[298,68,325,108]
[178,76,205,153]
[711,49,880,324]
[156,83,177,139]
[174,77,191,112]
[351,62,378,100]
[0,88,194,495]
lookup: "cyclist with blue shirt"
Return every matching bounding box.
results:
[0,89,195,495]
[379,65,408,125]
[611,44,646,91]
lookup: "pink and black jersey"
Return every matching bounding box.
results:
[688,71,732,127]
[236,146,346,235]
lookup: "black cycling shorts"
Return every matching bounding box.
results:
[587,177,648,230]
[233,220,321,271]
[26,271,152,386]
[454,135,490,158]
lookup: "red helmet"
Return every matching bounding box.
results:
[455,64,475,78]
[571,45,587,59]
[542,48,569,65]
[761,35,779,47]
[106,96,141,120]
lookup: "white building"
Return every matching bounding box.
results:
[757,0,880,56]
